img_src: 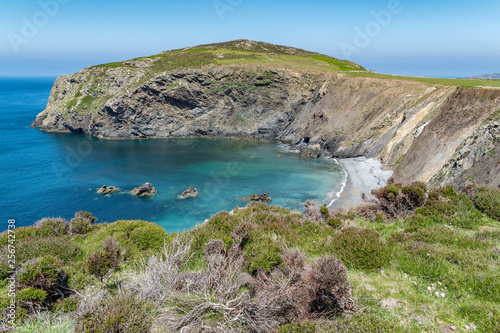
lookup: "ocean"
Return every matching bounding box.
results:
[0,77,345,232]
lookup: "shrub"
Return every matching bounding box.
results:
[246,252,354,331]
[329,227,391,270]
[243,230,283,274]
[69,217,93,235]
[0,226,38,247]
[304,200,323,222]
[363,182,428,220]
[129,224,168,251]
[16,287,47,305]
[17,255,67,301]
[190,212,240,254]
[401,182,427,207]
[326,218,342,229]
[35,218,69,237]
[86,239,119,281]
[475,187,500,221]
[0,237,81,280]
[74,211,98,223]
[320,204,329,219]
[308,256,353,315]
[75,294,154,333]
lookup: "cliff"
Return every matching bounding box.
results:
[32,40,500,187]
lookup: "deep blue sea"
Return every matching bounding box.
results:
[0,77,345,232]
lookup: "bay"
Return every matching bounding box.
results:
[0,77,345,232]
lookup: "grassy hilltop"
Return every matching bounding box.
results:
[96,39,367,73]
[94,39,500,88]
[1,184,499,332]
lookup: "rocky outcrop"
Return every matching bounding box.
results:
[31,43,500,188]
[180,187,198,198]
[131,183,157,196]
[299,144,321,158]
[243,193,272,202]
[97,185,120,194]
[430,117,500,188]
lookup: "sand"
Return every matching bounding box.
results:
[329,157,393,210]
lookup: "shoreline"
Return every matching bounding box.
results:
[329,157,393,210]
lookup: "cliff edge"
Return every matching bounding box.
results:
[32,40,500,188]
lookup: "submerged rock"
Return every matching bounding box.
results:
[97,185,120,194]
[131,182,157,196]
[180,186,198,198]
[243,193,272,202]
[299,144,321,158]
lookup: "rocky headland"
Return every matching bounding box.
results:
[32,40,500,189]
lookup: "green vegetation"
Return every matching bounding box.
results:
[1,186,499,332]
[345,71,500,88]
[93,40,365,76]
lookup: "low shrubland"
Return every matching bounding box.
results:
[0,185,499,332]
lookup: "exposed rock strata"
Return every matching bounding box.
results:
[299,144,321,158]
[32,63,500,187]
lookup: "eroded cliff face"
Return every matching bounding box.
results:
[32,64,500,187]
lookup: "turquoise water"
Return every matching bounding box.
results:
[0,78,345,232]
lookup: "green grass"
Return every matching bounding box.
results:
[345,71,500,88]
[92,40,366,75]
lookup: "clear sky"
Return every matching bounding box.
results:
[1,0,499,77]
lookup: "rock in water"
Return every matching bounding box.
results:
[97,185,120,194]
[243,193,272,202]
[131,182,157,196]
[299,144,321,158]
[180,186,199,198]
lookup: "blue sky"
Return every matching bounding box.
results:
[1,0,499,77]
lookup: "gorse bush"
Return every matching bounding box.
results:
[0,226,38,247]
[74,211,98,223]
[17,255,69,304]
[69,218,93,235]
[16,287,47,305]
[129,224,168,251]
[17,256,62,291]
[362,181,427,220]
[0,236,82,280]
[86,239,120,281]
[191,212,240,253]
[35,218,69,237]
[320,204,329,219]
[475,187,500,221]
[81,219,170,259]
[329,227,391,270]
[326,217,343,229]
